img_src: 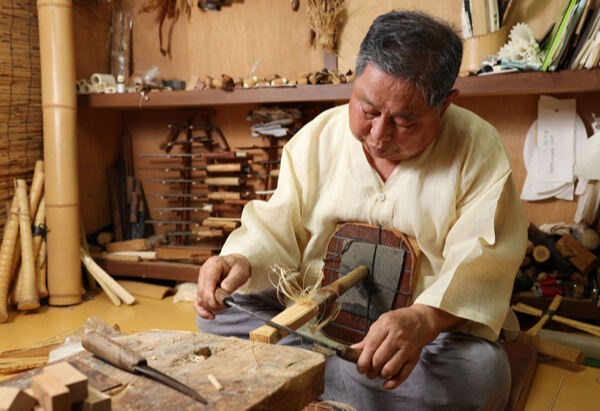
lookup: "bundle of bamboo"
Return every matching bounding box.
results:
[0,1,44,242]
[0,161,46,323]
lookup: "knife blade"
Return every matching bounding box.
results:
[82,331,208,404]
[214,288,362,363]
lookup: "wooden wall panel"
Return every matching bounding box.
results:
[123,0,325,82]
[337,0,462,73]
[78,109,124,233]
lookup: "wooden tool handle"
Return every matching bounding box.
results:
[338,345,362,363]
[207,191,241,200]
[204,177,241,186]
[214,287,233,307]
[82,331,146,372]
[206,163,242,173]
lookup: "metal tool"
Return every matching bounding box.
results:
[82,331,207,404]
[214,288,362,363]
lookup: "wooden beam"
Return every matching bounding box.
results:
[98,260,199,282]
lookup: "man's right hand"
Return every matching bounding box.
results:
[194,254,251,320]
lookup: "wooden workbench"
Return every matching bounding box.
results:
[0,330,326,410]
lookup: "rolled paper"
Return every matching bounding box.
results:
[90,73,116,86]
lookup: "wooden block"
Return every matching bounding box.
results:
[555,234,598,275]
[0,386,37,411]
[44,361,88,403]
[517,331,585,364]
[76,387,111,411]
[31,373,71,411]
[105,238,150,253]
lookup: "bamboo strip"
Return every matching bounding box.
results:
[36,236,48,299]
[14,179,38,310]
[79,217,97,292]
[527,295,562,335]
[512,302,600,337]
[28,160,44,214]
[0,196,19,322]
[80,247,134,305]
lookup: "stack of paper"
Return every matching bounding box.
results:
[462,0,506,38]
[521,96,586,201]
[569,2,600,68]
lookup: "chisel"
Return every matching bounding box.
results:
[214,288,363,363]
[82,331,208,404]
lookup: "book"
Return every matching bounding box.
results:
[547,0,588,70]
[471,0,490,36]
[569,4,600,68]
[540,0,580,71]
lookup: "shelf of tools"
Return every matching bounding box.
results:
[132,107,302,269]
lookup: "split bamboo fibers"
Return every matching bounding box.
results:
[37,0,82,305]
[0,1,43,243]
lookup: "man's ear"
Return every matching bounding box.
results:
[440,89,459,116]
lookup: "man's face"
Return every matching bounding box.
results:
[349,64,454,166]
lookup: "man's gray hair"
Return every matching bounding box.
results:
[355,10,463,108]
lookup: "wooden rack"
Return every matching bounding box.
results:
[77,70,600,109]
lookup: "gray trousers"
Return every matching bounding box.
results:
[196,290,511,411]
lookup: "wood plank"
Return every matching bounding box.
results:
[98,260,199,282]
[1,331,325,411]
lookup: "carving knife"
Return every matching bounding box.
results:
[82,331,208,404]
[214,288,363,363]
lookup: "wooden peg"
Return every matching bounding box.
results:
[44,361,88,403]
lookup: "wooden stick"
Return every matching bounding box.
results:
[29,160,44,216]
[516,331,585,364]
[80,247,135,305]
[513,302,600,337]
[527,295,562,335]
[32,197,47,298]
[0,196,20,322]
[15,179,39,311]
[36,237,48,299]
[250,265,369,344]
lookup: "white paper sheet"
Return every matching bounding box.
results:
[521,113,587,201]
[535,96,576,183]
[575,131,600,180]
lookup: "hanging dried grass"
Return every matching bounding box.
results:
[142,0,192,57]
[269,264,341,334]
[306,0,346,55]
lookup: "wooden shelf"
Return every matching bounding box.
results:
[77,69,600,109]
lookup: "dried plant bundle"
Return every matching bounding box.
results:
[306,0,346,55]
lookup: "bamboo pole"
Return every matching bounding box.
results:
[14,179,38,310]
[37,0,81,306]
[0,196,20,323]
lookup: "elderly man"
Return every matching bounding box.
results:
[195,10,526,410]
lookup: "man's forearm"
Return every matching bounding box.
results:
[410,303,466,344]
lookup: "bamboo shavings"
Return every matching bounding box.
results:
[269,264,341,334]
[306,0,346,55]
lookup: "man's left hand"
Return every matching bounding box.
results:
[351,304,464,390]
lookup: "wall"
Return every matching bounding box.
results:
[73,0,598,233]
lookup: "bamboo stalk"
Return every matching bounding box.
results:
[38,0,81,306]
[28,160,44,215]
[33,198,47,298]
[36,237,47,299]
[512,302,600,337]
[0,196,20,322]
[14,179,38,310]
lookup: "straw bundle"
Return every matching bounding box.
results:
[306,0,346,55]
[0,0,43,243]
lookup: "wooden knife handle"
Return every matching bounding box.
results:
[338,345,362,363]
[82,331,146,372]
[214,287,233,307]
